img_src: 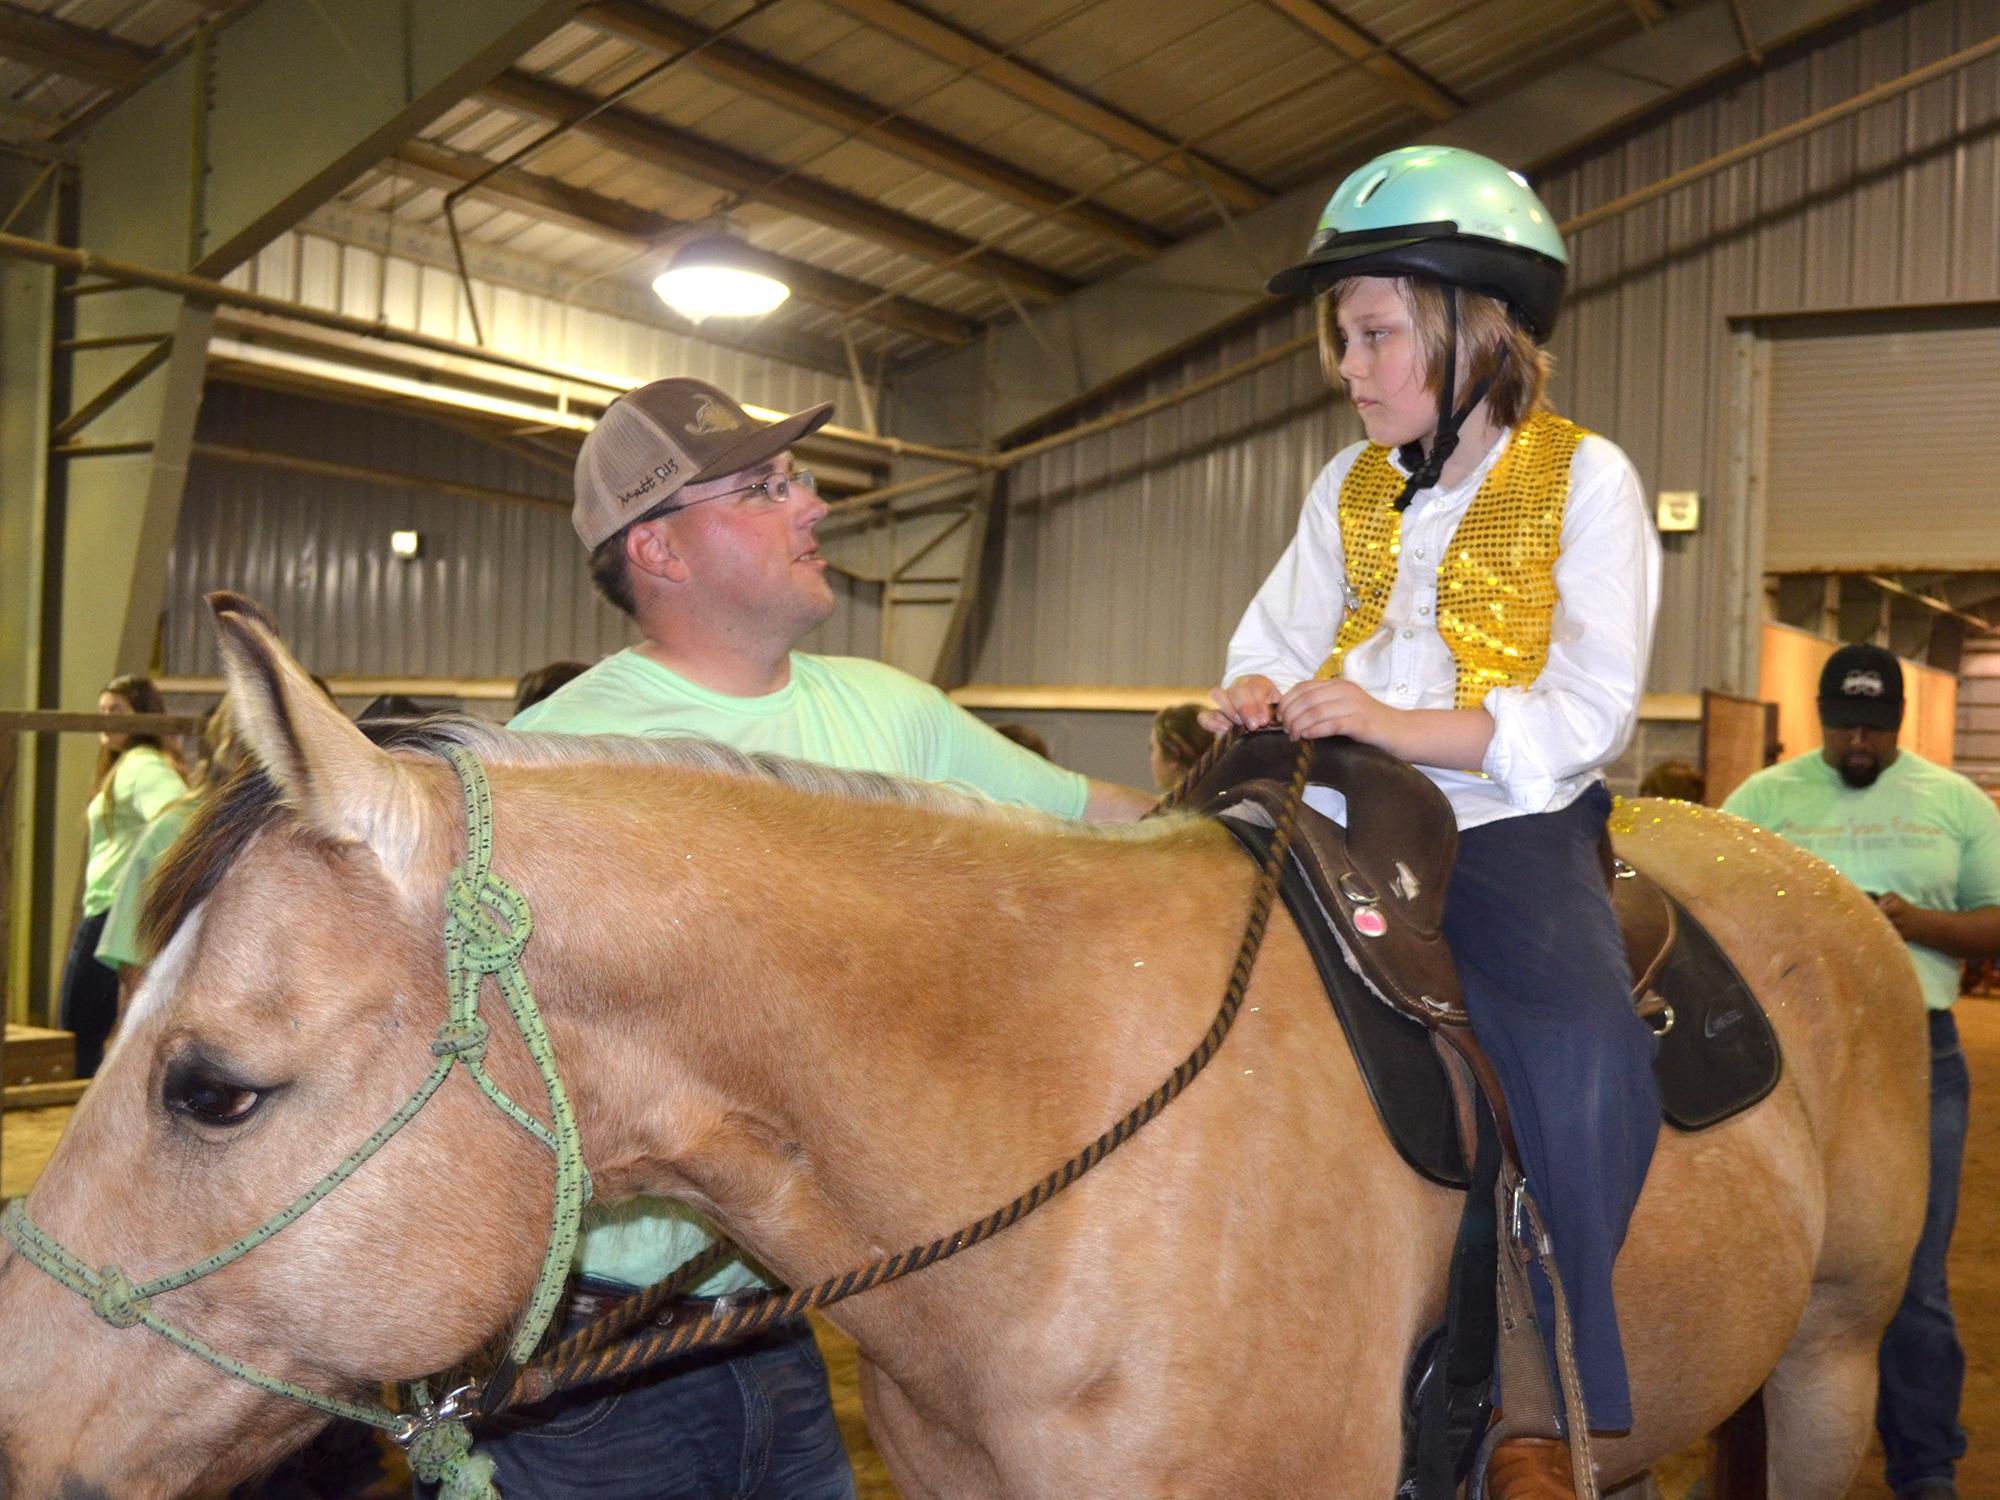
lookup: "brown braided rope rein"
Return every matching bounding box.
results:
[488,728,1307,1412]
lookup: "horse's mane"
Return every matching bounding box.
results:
[401,718,1037,825]
[141,715,1084,956]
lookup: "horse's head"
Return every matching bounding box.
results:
[0,597,560,1498]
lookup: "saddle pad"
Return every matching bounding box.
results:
[1649,892,1782,1130]
[1220,814,1470,1189]
[1217,820,1785,1190]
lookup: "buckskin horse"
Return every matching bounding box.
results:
[0,598,1927,1499]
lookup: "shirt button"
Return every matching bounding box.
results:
[1394,683,1408,695]
[1401,628,1415,639]
[1414,547,1427,560]
[1418,605,1432,617]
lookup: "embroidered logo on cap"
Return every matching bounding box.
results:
[1841,670,1886,698]
[689,397,744,436]
[615,457,681,507]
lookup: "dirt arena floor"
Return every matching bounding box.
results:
[7,999,1996,1497]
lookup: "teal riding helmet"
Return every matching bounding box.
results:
[1268,146,1569,341]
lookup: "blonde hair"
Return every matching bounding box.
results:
[1316,277,1552,431]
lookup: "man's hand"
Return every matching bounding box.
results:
[1875,895,2000,958]
[1876,892,1922,941]
[1276,678,1397,747]
[1084,778,1158,823]
[1201,674,1279,735]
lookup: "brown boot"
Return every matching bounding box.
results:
[1486,1436,1578,1499]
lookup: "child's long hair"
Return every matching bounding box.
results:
[91,675,187,803]
[1317,277,1553,431]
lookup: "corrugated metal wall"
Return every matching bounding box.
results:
[165,384,634,679]
[168,384,890,680]
[977,305,1358,684]
[971,0,2000,692]
[167,228,860,681]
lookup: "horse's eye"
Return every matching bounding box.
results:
[168,1075,261,1126]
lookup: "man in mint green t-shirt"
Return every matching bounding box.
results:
[487,377,1153,1500]
[1723,643,2000,1500]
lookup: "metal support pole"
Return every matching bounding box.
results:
[840,322,879,436]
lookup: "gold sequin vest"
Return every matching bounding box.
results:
[1316,410,1586,708]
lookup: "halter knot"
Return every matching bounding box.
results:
[91,1265,148,1329]
[431,1016,491,1063]
[445,868,532,970]
[405,1417,498,1500]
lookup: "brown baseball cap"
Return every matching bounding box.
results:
[572,378,833,548]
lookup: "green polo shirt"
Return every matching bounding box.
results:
[512,647,1090,1294]
[1722,750,2000,1010]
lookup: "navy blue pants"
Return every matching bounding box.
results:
[1441,783,1661,1431]
[1876,1007,1970,1495]
[462,1309,855,1500]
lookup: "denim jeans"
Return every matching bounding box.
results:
[1442,783,1662,1432]
[467,1313,857,1500]
[1876,1007,1970,1496]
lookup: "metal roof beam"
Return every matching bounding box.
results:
[481,68,1077,303]
[391,141,981,347]
[1258,0,1461,122]
[579,0,1168,259]
[0,2,153,90]
[819,0,1267,213]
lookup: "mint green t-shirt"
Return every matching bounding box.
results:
[1722,750,2000,1010]
[95,797,196,970]
[82,747,188,918]
[511,647,1090,1293]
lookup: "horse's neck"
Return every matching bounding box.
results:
[515,773,1243,1297]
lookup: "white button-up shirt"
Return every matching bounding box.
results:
[1224,425,1661,831]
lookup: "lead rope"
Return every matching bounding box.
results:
[487,729,1311,1413]
[1,748,590,1500]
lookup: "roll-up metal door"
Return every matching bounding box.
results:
[1765,323,2000,572]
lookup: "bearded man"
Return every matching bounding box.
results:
[1723,641,2000,1500]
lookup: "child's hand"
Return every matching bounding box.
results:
[1202,675,1280,733]
[1276,678,1395,746]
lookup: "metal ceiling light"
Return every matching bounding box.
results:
[652,236,789,323]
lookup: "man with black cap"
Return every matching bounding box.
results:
[491,377,1153,1500]
[1724,641,2000,1500]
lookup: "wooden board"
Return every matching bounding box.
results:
[1701,690,1778,806]
[4,1025,75,1087]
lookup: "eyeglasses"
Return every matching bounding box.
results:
[660,467,817,517]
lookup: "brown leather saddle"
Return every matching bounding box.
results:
[1185,731,1781,1188]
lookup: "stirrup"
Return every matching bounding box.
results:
[1491,1168,1599,1500]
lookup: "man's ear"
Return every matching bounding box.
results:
[207,592,424,876]
[627,519,689,587]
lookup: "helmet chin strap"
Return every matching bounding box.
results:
[1393,288,1509,510]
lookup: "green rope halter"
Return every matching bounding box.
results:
[0,747,588,1494]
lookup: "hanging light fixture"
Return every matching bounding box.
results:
[652,235,789,323]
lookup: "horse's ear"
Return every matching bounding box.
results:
[207,593,421,870]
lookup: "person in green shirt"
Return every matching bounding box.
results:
[1723,642,2000,1500]
[57,674,187,1079]
[490,376,1153,1500]
[96,697,247,983]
